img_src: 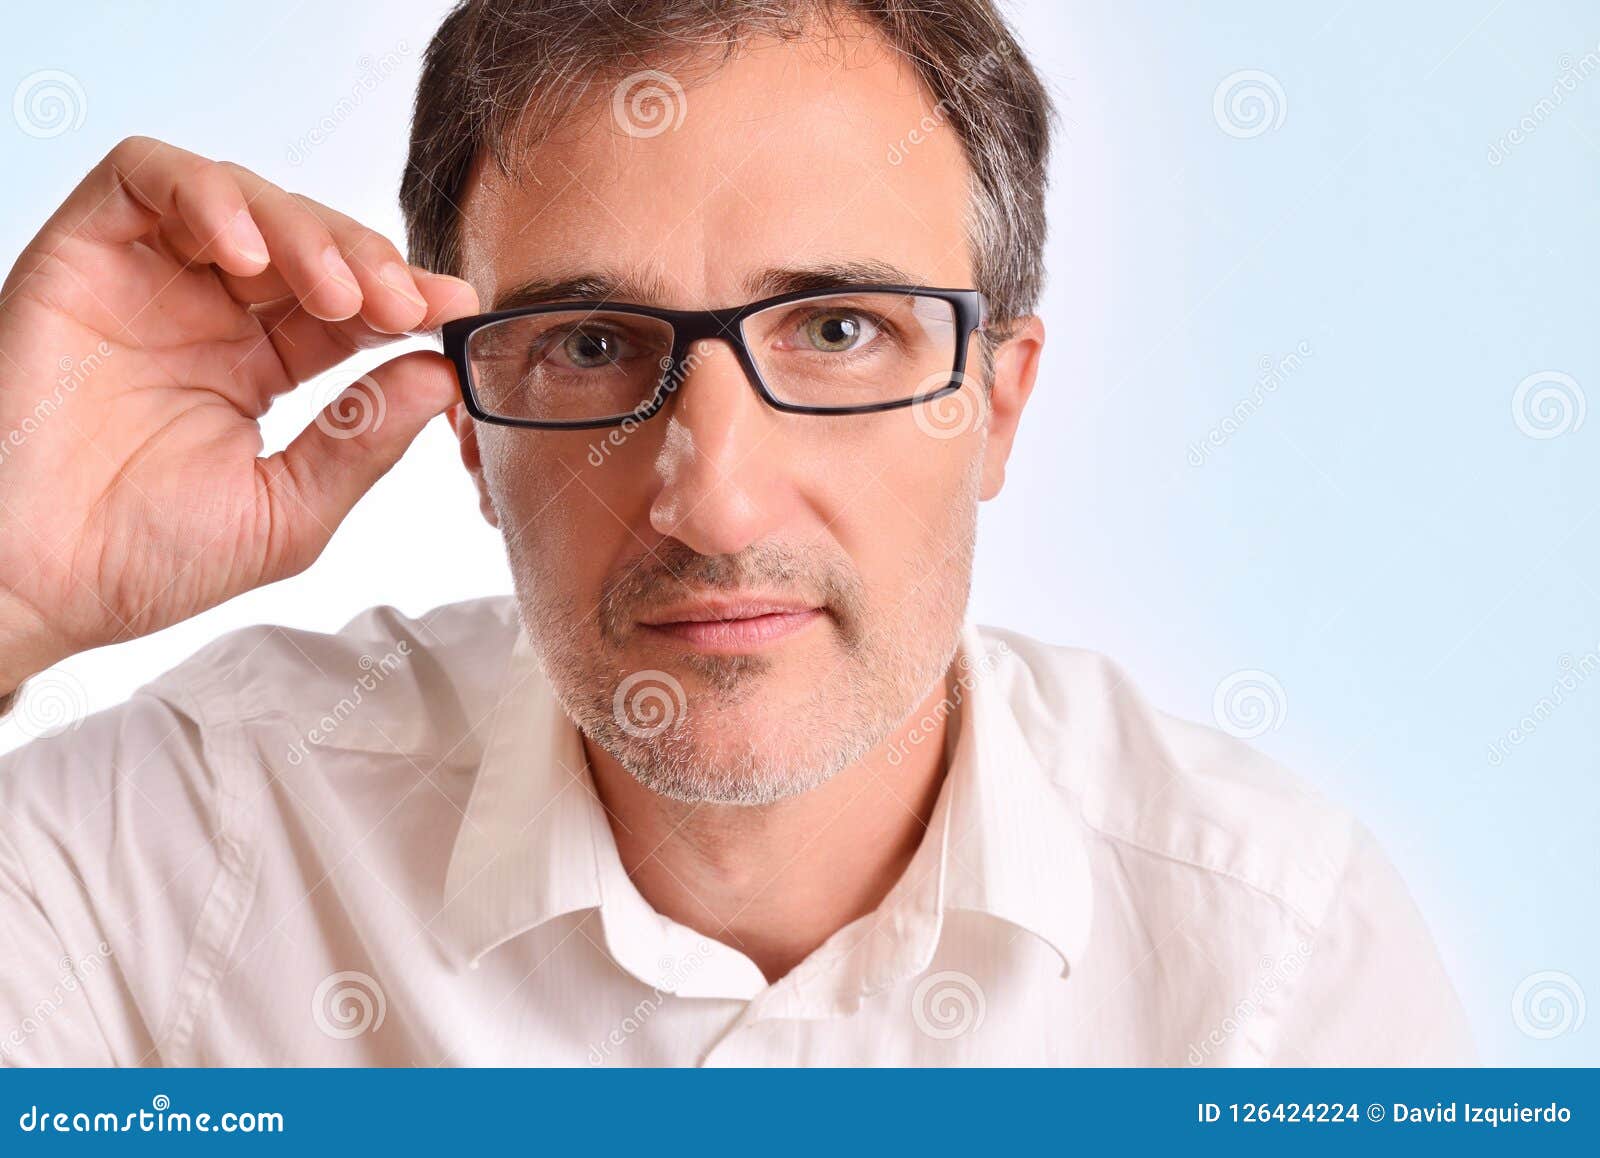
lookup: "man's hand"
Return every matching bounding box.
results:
[0,136,479,693]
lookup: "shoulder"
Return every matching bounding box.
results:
[0,594,519,869]
[975,624,1356,929]
[977,626,1475,1061]
[0,596,520,1040]
[142,594,521,753]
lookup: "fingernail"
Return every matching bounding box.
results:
[379,262,428,309]
[321,246,362,297]
[416,270,479,312]
[228,210,269,265]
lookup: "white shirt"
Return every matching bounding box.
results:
[0,597,1473,1066]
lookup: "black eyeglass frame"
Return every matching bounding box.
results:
[441,284,989,430]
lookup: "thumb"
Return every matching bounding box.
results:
[260,349,459,581]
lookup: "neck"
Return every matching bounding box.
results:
[585,674,953,984]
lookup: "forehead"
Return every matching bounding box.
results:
[457,23,975,309]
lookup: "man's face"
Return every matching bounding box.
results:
[454,24,1039,804]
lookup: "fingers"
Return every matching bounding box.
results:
[214,165,368,322]
[44,136,269,278]
[216,170,454,330]
[40,136,466,332]
[288,194,432,333]
[258,350,460,582]
[246,269,477,404]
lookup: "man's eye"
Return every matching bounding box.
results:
[796,311,880,353]
[555,327,629,369]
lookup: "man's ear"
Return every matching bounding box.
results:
[451,402,500,528]
[980,315,1045,500]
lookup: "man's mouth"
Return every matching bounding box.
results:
[636,594,825,653]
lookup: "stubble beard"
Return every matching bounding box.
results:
[508,459,982,807]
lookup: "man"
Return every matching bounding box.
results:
[0,0,1471,1065]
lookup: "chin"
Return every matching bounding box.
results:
[607,709,860,806]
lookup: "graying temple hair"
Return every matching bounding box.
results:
[400,0,1056,333]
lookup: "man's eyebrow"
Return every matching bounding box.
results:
[743,260,924,299]
[489,259,928,312]
[490,271,671,312]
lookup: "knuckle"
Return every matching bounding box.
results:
[290,192,343,233]
[107,134,157,167]
[349,231,403,267]
[214,159,260,187]
[196,158,242,196]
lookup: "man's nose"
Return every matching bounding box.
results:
[647,339,794,556]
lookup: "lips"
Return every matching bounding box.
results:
[636,594,824,653]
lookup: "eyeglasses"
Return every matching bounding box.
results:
[441,284,987,430]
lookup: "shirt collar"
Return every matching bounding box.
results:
[756,622,1093,1020]
[936,622,1094,977]
[438,628,604,968]
[438,621,1094,991]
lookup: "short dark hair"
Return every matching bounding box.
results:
[400,0,1054,330]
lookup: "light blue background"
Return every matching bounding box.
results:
[2,2,1595,1065]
